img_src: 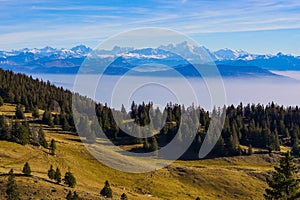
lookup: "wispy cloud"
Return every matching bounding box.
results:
[30,5,120,11]
[1,0,300,52]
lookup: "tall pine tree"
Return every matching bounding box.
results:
[264,151,300,199]
[0,96,3,106]
[6,169,19,200]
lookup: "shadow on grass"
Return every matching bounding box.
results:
[0,173,61,185]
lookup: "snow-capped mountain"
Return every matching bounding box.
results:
[0,42,300,75]
[158,41,218,62]
[214,48,250,60]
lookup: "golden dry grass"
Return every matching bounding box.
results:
[0,129,280,200]
[0,103,286,200]
[0,103,16,116]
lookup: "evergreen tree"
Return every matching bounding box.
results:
[0,68,74,127]
[0,115,10,140]
[121,193,128,200]
[143,138,150,151]
[248,144,253,155]
[273,132,281,151]
[77,115,90,137]
[55,167,62,184]
[72,191,81,200]
[53,114,60,125]
[64,171,76,188]
[150,136,158,153]
[213,136,225,156]
[50,139,56,155]
[292,142,300,156]
[6,169,19,200]
[48,165,55,180]
[176,129,183,144]
[66,191,73,200]
[291,134,299,156]
[15,104,25,119]
[32,106,39,118]
[227,134,240,156]
[42,110,54,127]
[153,107,163,130]
[100,180,113,198]
[66,191,81,200]
[121,104,126,114]
[38,127,48,148]
[133,125,142,144]
[22,162,31,176]
[11,121,30,145]
[61,115,71,131]
[264,151,300,199]
[0,96,3,106]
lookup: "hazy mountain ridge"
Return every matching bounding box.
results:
[0,42,299,76]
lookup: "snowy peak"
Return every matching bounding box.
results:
[1,42,300,73]
[0,42,297,62]
[159,41,217,62]
[71,45,92,55]
[12,45,92,58]
[120,48,170,59]
[214,48,250,60]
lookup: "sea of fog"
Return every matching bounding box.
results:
[30,71,300,111]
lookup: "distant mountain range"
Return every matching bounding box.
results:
[0,42,299,77]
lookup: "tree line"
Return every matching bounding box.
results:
[1,68,300,159]
[0,68,74,128]
[77,100,300,159]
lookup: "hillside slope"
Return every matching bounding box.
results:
[0,106,282,200]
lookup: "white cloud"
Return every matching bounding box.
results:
[1,0,300,50]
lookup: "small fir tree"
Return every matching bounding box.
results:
[22,162,31,176]
[32,106,40,118]
[54,167,62,184]
[72,191,81,200]
[15,104,25,119]
[100,180,113,198]
[64,171,76,188]
[66,191,73,200]
[150,136,158,152]
[121,193,128,200]
[38,127,48,148]
[50,139,56,155]
[6,169,19,200]
[48,165,55,180]
[66,191,81,200]
[248,144,253,155]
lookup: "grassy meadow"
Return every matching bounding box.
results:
[0,103,288,199]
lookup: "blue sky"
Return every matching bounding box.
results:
[1,0,300,54]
